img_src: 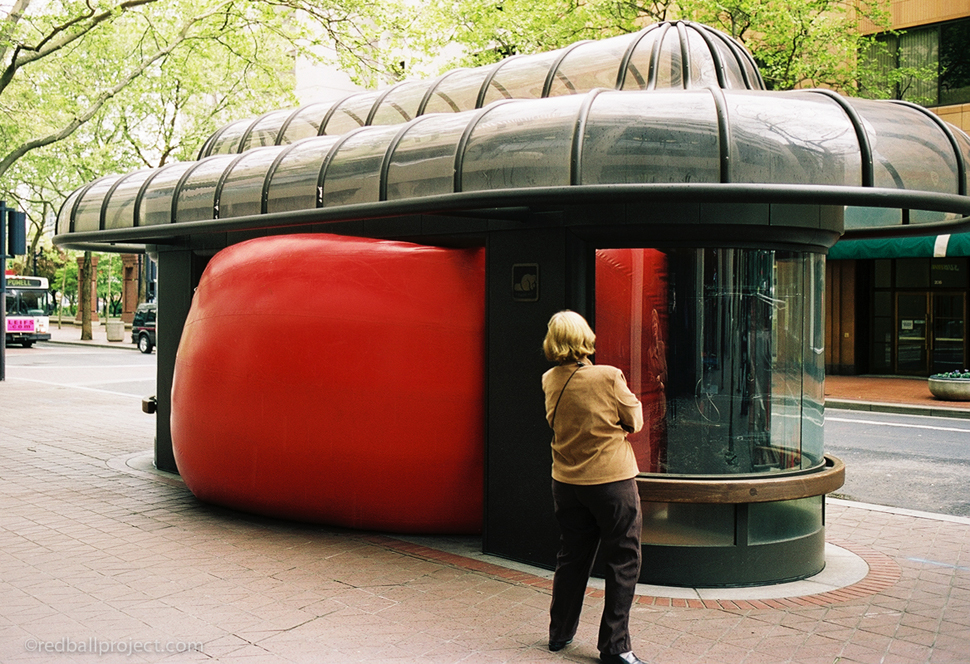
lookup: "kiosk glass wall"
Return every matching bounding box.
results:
[595,247,825,477]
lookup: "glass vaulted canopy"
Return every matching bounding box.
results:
[57,88,970,236]
[195,21,765,159]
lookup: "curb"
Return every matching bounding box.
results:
[825,398,970,420]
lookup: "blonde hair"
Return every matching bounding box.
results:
[543,310,596,363]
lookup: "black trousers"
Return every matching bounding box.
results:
[550,478,642,655]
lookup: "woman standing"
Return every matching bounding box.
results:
[541,310,647,664]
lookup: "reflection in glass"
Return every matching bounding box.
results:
[219,147,283,219]
[386,114,469,200]
[139,163,196,226]
[596,247,825,477]
[582,91,720,184]
[461,98,579,191]
[322,126,401,207]
[74,175,125,232]
[480,52,560,106]
[848,97,958,194]
[422,66,496,114]
[104,171,153,229]
[208,119,251,155]
[265,136,341,214]
[729,92,861,186]
[176,155,237,222]
[748,496,822,544]
[547,35,630,97]
[640,502,734,545]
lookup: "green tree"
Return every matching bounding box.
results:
[423,0,896,93]
[1,0,420,258]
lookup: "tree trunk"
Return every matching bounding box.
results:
[80,251,92,341]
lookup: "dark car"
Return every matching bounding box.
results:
[131,302,156,354]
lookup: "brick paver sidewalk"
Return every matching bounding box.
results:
[2,363,969,662]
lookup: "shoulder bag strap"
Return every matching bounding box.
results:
[550,364,582,429]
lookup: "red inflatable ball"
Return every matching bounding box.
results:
[171,234,485,533]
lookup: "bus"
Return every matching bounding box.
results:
[4,275,52,348]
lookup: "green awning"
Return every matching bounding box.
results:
[829,233,970,260]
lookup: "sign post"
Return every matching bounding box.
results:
[1,200,27,381]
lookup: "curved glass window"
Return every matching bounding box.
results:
[175,155,237,222]
[57,189,84,235]
[548,35,630,97]
[241,109,293,151]
[207,119,252,155]
[322,126,402,207]
[74,175,124,232]
[481,52,560,106]
[386,114,469,200]
[265,136,341,214]
[323,92,381,135]
[621,27,663,90]
[370,80,432,126]
[686,26,720,88]
[461,98,581,191]
[708,33,750,89]
[278,102,334,145]
[595,247,825,477]
[139,163,196,226]
[581,90,720,184]
[729,91,862,186]
[219,147,284,219]
[422,66,496,114]
[104,170,153,229]
[954,125,970,194]
[850,98,960,196]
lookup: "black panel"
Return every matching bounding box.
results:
[484,226,588,569]
[154,249,209,474]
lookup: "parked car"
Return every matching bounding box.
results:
[131,302,156,354]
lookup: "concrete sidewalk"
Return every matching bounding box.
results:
[2,344,969,662]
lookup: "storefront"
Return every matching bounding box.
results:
[828,235,970,376]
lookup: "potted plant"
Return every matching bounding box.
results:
[928,370,970,401]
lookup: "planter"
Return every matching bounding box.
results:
[928,377,970,401]
[105,318,125,342]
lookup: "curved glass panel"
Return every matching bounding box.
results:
[57,188,84,235]
[241,109,293,151]
[175,155,237,222]
[265,136,341,214]
[422,66,495,114]
[729,91,862,186]
[654,26,685,89]
[621,28,663,90]
[322,126,402,207]
[370,80,432,126]
[581,90,720,184]
[686,27,719,89]
[461,98,580,191]
[208,119,251,155]
[385,114,470,200]
[596,247,824,477]
[73,175,124,232]
[953,124,970,194]
[481,52,560,106]
[323,92,381,135]
[850,98,959,195]
[219,147,284,219]
[104,170,153,229]
[278,102,334,144]
[139,162,196,226]
[708,33,749,89]
[547,35,632,97]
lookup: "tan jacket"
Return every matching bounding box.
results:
[542,363,643,485]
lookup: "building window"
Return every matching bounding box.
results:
[865,17,970,107]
